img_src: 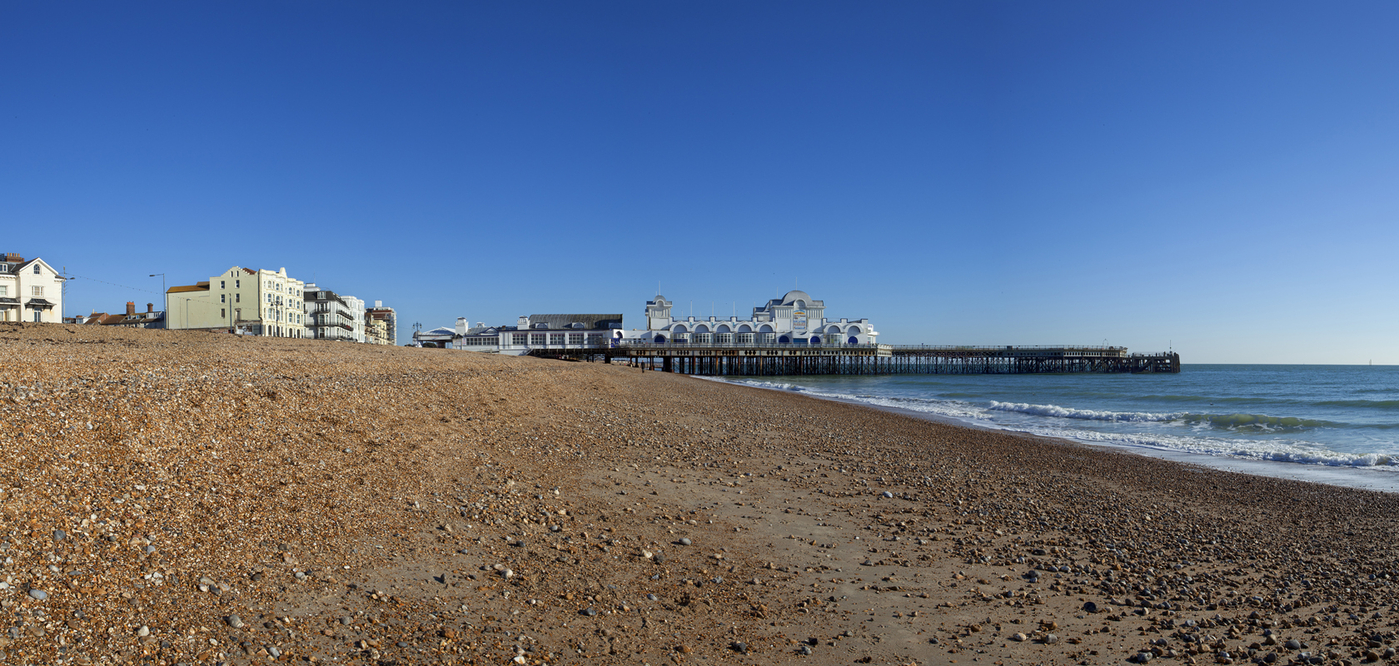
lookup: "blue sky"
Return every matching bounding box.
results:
[3,2,1397,363]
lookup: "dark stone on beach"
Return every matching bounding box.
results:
[1083,601,1099,613]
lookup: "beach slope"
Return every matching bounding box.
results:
[2,324,1397,665]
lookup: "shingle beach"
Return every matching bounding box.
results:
[4,324,1398,665]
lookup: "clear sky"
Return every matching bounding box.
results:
[3,1,1397,363]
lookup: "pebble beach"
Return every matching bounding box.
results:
[3,323,1399,666]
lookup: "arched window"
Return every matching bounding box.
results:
[695,324,710,333]
[810,336,821,344]
[758,324,774,333]
[654,335,666,343]
[717,324,731,333]
[673,324,688,333]
[847,325,862,335]
[848,336,859,344]
[778,335,790,344]
[737,324,752,333]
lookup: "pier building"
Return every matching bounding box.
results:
[631,291,878,346]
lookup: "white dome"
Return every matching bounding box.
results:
[781,290,811,305]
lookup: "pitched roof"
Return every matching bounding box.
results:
[168,284,209,293]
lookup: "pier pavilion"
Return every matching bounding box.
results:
[627,291,879,346]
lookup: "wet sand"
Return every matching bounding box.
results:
[3,324,1398,665]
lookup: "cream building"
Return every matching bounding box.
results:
[167,266,307,337]
[0,253,65,323]
[365,316,390,346]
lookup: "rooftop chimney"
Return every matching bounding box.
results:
[146,303,154,313]
[455,317,468,336]
[126,302,136,316]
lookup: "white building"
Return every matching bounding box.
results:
[167,266,307,337]
[343,295,366,343]
[0,253,64,323]
[303,284,366,342]
[631,290,877,345]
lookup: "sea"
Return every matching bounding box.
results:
[722,364,1399,493]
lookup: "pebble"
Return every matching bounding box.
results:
[580,607,597,616]
[646,594,658,601]
[1011,632,1027,642]
[53,529,66,541]
[136,625,150,637]
[225,615,244,629]
[881,491,893,498]
[27,589,47,601]
[678,538,692,546]
[1083,601,1099,613]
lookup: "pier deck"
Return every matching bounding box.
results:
[532,343,1181,375]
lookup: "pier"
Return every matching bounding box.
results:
[532,342,1181,375]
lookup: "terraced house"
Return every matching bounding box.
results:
[166,266,307,337]
[0,253,64,323]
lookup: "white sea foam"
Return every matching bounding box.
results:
[728,378,1399,471]
[988,401,1183,423]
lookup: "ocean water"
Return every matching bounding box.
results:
[725,365,1399,491]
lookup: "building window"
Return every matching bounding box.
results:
[549,334,564,345]
[567,333,583,345]
[529,333,546,346]
[512,333,527,345]
[221,308,226,318]
[33,265,40,274]
[220,294,226,303]
[235,293,240,303]
[220,280,225,289]
[235,279,240,288]
[32,286,43,297]
[0,286,6,296]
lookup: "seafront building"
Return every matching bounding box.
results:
[303,284,366,342]
[71,302,165,329]
[365,316,390,346]
[166,266,307,337]
[365,302,397,346]
[630,290,877,345]
[0,253,65,323]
